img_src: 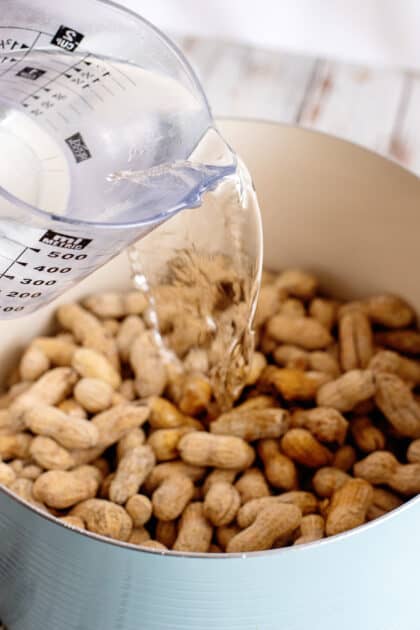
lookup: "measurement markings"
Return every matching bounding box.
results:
[102,59,136,86]
[0,247,29,280]
[21,52,91,104]
[0,32,41,78]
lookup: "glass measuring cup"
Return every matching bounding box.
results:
[0,0,260,319]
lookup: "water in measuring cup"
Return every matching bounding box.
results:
[0,48,233,222]
[0,46,243,318]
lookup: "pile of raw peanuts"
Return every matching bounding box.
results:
[0,267,419,554]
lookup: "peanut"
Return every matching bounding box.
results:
[260,366,328,401]
[102,319,120,336]
[291,407,348,444]
[375,330,420,356]
[234,468,270,504]
[339,309,373,371]
[9,478,45,510]
[318,498,330,519]
[216,524,241,550]
[125,494,152,527]
[141,540,167,551]
[99,472,115,499]
[267,315,332,350]
[155,520,178,548]
[259,332,277,355]
[92,457,110,478]
[118,379,136,401]
[309,298,338,331]
[281,428,332,468]
[33,466,100,509]
[152,473,195,521]
[116,316,145,362]
[203,481,241,526]
[183,348,210,375]
[130,331,168,398]
[202,469,237,494]
[179,432,255,470]
[57,303,119,369]
[72,348,121,389]
[32,337,76,366]
[19,464,42,481]
[8,381,32,401]
[257,439,298,490]
[312,467,351,498]
[143,461,206,494]
[71,498,133,541]
[275,269,318,299]
[0,409,25,435]
[0,433,31,460]
[332,445,357,472]
[178,374,212,416]
[74,378,114,413]
[407,439,420,463]
[245,352,267,385]
[148,397,198,430]
[116,427,146,461]
[0,461,16,487]
[129,527,151,545]
[350,416,386,452]
[354,450,420,495]
[25,405,98,450]
[109,445,155,504]
[19,347,50,381]
[278,298,305,318]
[375,372,420,438]
[254,285,282,327]
[59,515,85,529]
[294,514,325,545]
[173,502,213,552]
[210,407,289,442]
[227,503,302,553]
[309,352,340,377]
[148,426,195,462]
[369,350,420,385]
[367,487,404,521]
[316,370,376,412]
[30,436,75,470]
[9,459,25,475]
[364,295,415,328]
[58,398,88,419]
[325,478,373,536]
[273,345,309,370]
[91,404,149,450]
[24,367,78,406]
[83,291,147,319]
[237,492,317,529]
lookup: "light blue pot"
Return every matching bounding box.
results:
[0,120,419,629]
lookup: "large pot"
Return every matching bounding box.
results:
[0,119,419,630]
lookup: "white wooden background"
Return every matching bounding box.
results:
[176,36,420,176]
[1,36,418,630]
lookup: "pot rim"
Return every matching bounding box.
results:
[1,483,419,559]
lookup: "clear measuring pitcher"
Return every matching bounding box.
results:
[0,0,262,322]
